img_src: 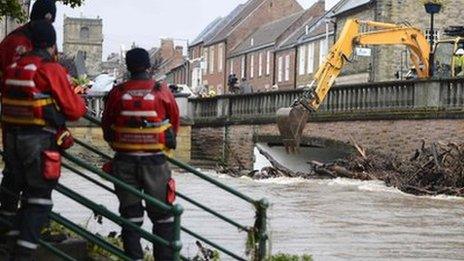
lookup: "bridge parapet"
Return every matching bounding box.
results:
[189,78,464,125]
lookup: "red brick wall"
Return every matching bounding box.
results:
[274,48,296,90]
[246,47,274,92]
[202,42,227,94]
[227,0,303,54]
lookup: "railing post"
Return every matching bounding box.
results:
[413,80,441,108]
[172,204,184,261]
[256,198,269,261]
[217,96,230,119]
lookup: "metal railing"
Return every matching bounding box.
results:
[0,146,185,260]
[82,114,269,260]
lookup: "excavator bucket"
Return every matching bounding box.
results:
[276,106,309,154]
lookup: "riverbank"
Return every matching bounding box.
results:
[238,142,464,198]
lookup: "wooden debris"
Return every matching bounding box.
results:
[312,141,464,197]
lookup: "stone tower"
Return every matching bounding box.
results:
[63,15,103,77]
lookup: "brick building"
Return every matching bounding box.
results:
[150,38,186,80]
[229,12,303,91]
[227,0,327,91]
[330,0,464,83]
[166,60,189,85]
[190,0,303,95]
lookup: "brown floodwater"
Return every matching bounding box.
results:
[53,163,464,260]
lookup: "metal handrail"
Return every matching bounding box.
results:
[0,216,76,261]
[59,154,184,260]
[0,185,130,261]
[78,114,269,260]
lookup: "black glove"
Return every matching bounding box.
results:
[165,127,177,150]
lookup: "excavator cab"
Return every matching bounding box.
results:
[432,37,464,78]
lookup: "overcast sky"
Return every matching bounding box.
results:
[54,0,339,60]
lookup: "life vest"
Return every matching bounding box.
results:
[1,58,64,127]
[110,81,172,153]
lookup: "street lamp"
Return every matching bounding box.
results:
[423,1,442,77]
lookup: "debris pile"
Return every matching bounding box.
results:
[241,141,464,197]
[313,141,464,197]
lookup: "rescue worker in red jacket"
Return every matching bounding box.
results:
[1,21,86,259]
[0,0,56,76]
[0,0,56,239]
[102,48,180,260]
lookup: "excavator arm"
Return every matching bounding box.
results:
[277,19,430,153]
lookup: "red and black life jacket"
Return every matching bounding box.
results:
[110,81,171,153]
[1,58,64,127]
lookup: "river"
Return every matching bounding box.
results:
[50,149,464,260]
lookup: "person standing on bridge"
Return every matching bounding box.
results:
[0,0,57,243]
[102,47,180,260]
[0,21,86,259]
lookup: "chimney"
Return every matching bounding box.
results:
[160,38,175,59]
[175,46,184,58]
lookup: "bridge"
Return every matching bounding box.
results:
[183,78,464,170]
[83,78,464,171]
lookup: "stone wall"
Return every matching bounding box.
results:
[334,7,376,82]
[63,16,103,77]
[333,0,464,83]
[191,118,464,170]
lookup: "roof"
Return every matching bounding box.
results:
[205,0,262,46]
[331,0,373,16]
[190,17,224,46]
[231,11,304,56]
[278,12,328,49]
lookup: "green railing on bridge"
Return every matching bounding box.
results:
[1,113,269,260]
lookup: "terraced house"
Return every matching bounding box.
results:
[229,1,326,91]
[189,0,302,95]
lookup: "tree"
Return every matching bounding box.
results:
[0,0,85,22]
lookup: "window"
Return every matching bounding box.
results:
[218,44,223,72]
[258,52,263,77]
[230,59,234,75]
[241,56,246,78]
[307,43,315,74]
[202,49,208,74]
[266,51,271,75]
[284,55,290,82]
[80,27,89,39]
[298,45,306,75]
[209,46,215,74]
[319,39,328,65]
[251,38,254,46]
[250,55,254,78]
[277,56,283,82]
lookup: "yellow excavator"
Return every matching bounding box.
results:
[277,19,464,153]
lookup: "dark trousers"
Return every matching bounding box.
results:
[112,153,175,261]
[0,130,57,260]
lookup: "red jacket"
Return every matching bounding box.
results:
[2,54,87,122]
[102,79,180,143]
[0,24,33,76]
